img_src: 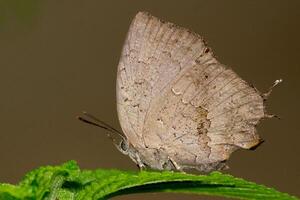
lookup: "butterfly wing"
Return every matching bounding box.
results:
[117,11,199,148]
[116,12,265,171]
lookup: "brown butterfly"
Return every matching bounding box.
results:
[80,12,281,172]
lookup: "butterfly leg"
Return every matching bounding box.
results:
[136,163,146,170]
[168,157,185,173]
[135,154,146,170]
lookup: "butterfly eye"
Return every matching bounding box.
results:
[120,140,129,152]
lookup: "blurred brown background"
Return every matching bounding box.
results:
[0,0,299,199]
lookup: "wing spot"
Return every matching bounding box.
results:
[204,48,210,53]
[162,50,171,57]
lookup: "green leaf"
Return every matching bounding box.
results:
[0,161,298,200]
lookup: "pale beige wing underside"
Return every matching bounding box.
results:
[116,12,265,170]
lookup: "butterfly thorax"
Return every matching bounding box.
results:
[119,139,174,170]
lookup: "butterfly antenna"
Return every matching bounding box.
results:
[82,111,122,135]
[78,116,110,131]
[77,111,125,142]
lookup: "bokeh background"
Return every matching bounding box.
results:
[0,0,299,199]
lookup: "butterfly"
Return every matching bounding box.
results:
[80,11,281,172]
